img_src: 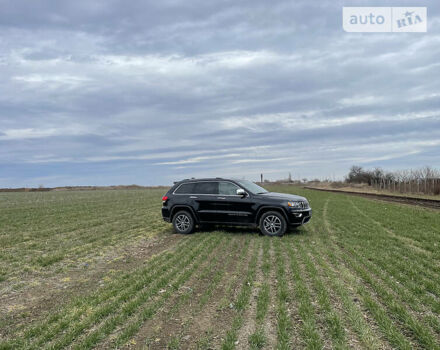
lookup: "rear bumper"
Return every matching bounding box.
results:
[162,207,171,222]
[287,209,312,226]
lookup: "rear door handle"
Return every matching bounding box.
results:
[190,196,198,199]
[217,197,226,200]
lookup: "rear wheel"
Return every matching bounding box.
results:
[259,211,287,237]
[172,210,195,234]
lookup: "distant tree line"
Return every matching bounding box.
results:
[346,165,440,195]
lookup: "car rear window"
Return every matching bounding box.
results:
[174,183,196,194]
[193,181,219,194]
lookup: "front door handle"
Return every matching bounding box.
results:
[217,197,226,200]
[190,196,198,199]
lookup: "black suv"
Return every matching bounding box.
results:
[161,178,311,236]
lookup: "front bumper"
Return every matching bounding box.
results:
[287,209,312,226]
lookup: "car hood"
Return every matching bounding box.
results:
[257,192,308,202]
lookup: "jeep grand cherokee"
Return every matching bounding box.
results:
[161,178,312,236]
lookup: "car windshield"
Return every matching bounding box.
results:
[235,180,268,194]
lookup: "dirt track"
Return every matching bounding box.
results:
[304,186,440,210]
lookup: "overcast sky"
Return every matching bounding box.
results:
[1,0,440,187]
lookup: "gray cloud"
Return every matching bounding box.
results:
[1,0,440,186]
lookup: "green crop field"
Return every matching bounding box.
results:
[0,186,439,349]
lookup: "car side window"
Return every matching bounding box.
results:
[174,183,196,194]
[219,182,240,195]
[193,181,219,195]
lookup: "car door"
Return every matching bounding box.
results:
[191,181,219,222]
[216,181,255,224]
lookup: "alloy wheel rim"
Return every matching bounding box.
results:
[263,215,282,234]
[176,214,191,231]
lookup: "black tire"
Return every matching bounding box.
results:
[259,211,287,237]
[172,210,195,234]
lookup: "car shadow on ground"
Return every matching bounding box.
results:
[193,224,307,237]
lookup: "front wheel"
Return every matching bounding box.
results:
[172,211,195,234]
[259,211,287,237]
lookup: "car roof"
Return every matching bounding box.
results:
[174,177,251,185]
[176,177,231,183]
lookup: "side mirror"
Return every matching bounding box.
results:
[236,188,246,197]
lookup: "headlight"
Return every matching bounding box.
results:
[287,201,303,208]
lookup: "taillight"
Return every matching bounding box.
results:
[162,196,168,203]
